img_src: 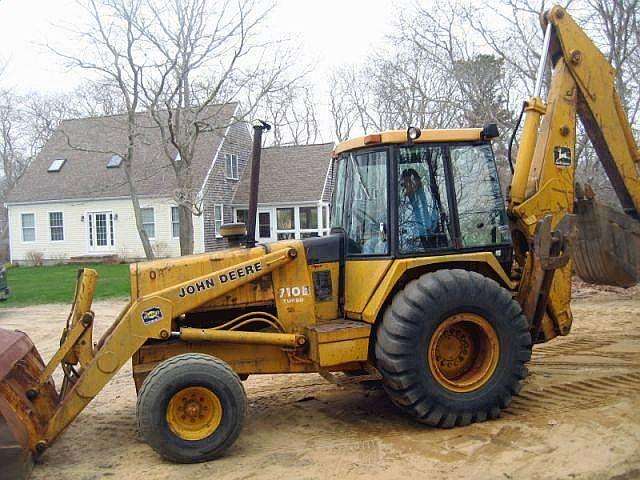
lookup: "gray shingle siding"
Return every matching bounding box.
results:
[201,121,252,251]
[232,143,334,205]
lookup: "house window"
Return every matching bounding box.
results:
[109,214,114,246]
[21,213,35,242]
[299,207,318,229]
[235,208,248,224]
[49,212,64,241]
[323,206,330,234]
[277,208,294,229]
[299,207,319,239]
[276,207,295,240]
[225,153,239,180]
[48,158,66,172]
[107,155,122,168]
[171,206,180,238]
[214,204,224,237]
[141,207,155,239]
[259,212,271,238]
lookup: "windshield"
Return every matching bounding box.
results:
[332,150,388,255]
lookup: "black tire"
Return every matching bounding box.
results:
[375,269,531,428]
[137,353,246,463]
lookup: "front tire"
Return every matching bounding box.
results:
[375,269,531,427]
[137,353,246,463]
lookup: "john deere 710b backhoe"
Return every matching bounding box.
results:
[1,6,639,479]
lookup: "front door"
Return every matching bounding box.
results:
[87,212,115,252]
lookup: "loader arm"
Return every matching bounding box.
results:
[509,5,640,341]
[1,246,295,459]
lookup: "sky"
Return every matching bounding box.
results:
[0,0,397,93]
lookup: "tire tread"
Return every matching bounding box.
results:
[376,269,531,428]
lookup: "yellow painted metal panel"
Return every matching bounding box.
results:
[344,260,393,317]
[132,342,316,386]
[309,262,340,321]
[335,128,484,155]
[550,5,640,214]
[316,339,370,367]
[271,240,318,333]
[361,253,513,324]
[306,320,372,367]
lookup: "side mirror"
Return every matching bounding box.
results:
[481,123,500,140]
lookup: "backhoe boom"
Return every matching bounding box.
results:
[509,5,640,340]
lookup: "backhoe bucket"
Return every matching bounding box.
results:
[0,329,59,480]
[573,198,640,288]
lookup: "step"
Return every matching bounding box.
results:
[305,319,371,367]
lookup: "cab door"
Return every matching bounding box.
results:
[333,149,393,319]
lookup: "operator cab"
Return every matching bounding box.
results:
[330,126,512,270]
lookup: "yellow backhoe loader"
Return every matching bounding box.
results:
[1,5,639,479]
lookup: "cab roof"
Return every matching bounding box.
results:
[333,128,485,156]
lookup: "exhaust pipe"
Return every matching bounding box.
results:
[245,120,271,248]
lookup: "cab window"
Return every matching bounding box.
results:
[330,158,348,229]
[398,145,452,253]
[449,144,510,247]
[343,151,389,255]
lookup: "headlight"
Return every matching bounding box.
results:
[407,126,422,142]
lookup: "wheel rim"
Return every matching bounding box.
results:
[428,313,499,393]
[166,386,223,441]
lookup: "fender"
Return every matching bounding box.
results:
[360,252,514,324]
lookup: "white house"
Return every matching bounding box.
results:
[6,103,252,263]
[231,143,335,242]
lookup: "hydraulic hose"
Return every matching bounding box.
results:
[507,101,527,174]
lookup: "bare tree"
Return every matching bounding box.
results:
[584,0,640,124]
[51,0,156,259]
[463,0,639,206]
[259,82,319,146]
[138,0,295,255]
[0,89,27,193]
[327,69,358,142]
[327,0,516,142]
[0,89,80,254]
[70,80,127,117]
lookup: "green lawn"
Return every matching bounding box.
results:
[1,263,130,307]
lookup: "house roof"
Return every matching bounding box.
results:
[6,103,238,204]
[232,142,334,205]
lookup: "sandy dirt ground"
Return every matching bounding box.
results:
[1,286,639,480]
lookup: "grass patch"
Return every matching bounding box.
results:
[1,263,130,308]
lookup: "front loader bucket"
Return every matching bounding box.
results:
[0,329,58,480]
[573,197,640,288]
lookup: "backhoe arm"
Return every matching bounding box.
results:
[510,5,640,223]
[508,5,640,341]
[531,6,640,215]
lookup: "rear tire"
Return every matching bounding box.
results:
[375,269,531,427]
[137,353,246,463]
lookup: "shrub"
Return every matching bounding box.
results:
[49,253,68,265]
[152,241,170,258]
[25,250,44,267]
